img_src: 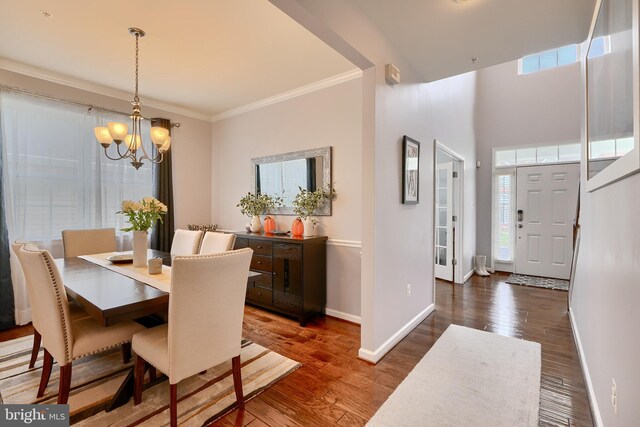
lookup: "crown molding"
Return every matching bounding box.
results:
[0,58,212,122]
[211,68,362,122]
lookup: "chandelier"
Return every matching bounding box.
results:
[93,28,170,170]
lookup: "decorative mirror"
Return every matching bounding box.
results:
[251,146,332,215]
[585,0,640,191]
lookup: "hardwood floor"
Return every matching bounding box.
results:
[0,273,593,426]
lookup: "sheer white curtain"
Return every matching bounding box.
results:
[0,90,153,324]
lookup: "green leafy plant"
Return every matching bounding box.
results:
[292,186,336,224]
[236,193,283,217]
[118,197,167,232]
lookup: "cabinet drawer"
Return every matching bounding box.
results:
[254,272,273,290]
[249,240,272,255]
[273,243,302,260]
[246,287,272,306]
[234,238,249,249]
[251,255,272,272]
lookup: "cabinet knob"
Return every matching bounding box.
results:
[257,261,262,264]
[257,245,262,249]
[258,291,262,296]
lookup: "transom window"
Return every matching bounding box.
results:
[494,143,581,168]
[519,36,611,75]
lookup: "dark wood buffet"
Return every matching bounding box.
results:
[234,232,327,326]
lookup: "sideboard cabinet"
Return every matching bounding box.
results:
[234,232,327,326]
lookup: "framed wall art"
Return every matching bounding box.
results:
[402,135,420,204]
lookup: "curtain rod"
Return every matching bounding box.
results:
[0,84,180,127]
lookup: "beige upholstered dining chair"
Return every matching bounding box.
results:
[198,231,236,255]
[11,241,90,369]
[61,228,116,257]
[169,229,204,256]
[133,248,253,427]
[19,244,146,404]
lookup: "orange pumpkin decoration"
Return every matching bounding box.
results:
[291,217,304,237]
[264,216,276,234]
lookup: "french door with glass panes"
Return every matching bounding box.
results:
[435,162,453,281]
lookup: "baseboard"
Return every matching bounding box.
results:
[358,303,435,364]
[569,308,603,427]
[325,308,361,324]
[464,270,475,283]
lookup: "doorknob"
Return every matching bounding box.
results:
[517,209,524,222]
[518,224,523,228]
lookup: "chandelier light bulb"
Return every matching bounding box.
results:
[107,122,128,143]
[94,127,113,148]
[159,136,171,153]
[125,134,142,151]
[150,127,169,147]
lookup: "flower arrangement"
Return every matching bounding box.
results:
[292,185,336,224]
[236,192,283,217]
[118,197,168,232]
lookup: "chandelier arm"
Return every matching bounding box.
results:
[103,147,128,161]
[115,138,132,159]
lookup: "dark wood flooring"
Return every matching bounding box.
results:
[0,273,593,426]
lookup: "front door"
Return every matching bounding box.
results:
[435,162,453,281]
[515,163,579,279]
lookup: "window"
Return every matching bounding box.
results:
[494,173,515,262]
[495,143,581,168]
[0,90,153,243]
[519,36,610,75]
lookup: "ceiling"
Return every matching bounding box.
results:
[354,0,597,82]
[0,0,356,117]
[0,0,597,118]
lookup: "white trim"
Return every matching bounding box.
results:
[211,69,362,122]
[358,304,435,364]
[325,308,361,324]
[0,58,212,122]
[569,308,603,427]
[434,141,465,285]
[463,269,474,283]
[327,239,361,248]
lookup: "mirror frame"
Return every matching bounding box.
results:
[584,0,640,191]
[251,146,332,215]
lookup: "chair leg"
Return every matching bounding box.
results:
[121,342,132,364]
[232,355,244,409]
[57,364,72,404]
[149,366,157,382]
[170,383,178,427]
[37,349,53,398]
[29,329,41,369]
[134,355,147,405]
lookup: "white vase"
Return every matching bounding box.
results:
[250,215,262,233]
[133,230,148,267]
[302,218,315,237]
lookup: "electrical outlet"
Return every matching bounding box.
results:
[611,378,617,415]
[406,284,412,296]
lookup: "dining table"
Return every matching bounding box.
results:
[54,248,261,411]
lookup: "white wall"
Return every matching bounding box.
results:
[271,0,477,362]
[211,77,363,319]
[0,68,213,229]
[426,73,477,279]
[474,60,582,267]
[571,173,640,427]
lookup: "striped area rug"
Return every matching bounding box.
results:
[0,336,300,425]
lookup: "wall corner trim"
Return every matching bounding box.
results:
[325,308,361,324]
[569,308,603,427]
[463,269,475,283]
[357,304,435,364]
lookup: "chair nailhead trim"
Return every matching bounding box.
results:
[42,252,72,364]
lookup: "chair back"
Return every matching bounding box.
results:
[198,232,236,255]
[11,241,40,329]
[168,249,252,383]
[170,229,204,256]
[19,245,73,364]
[62,228,116,257]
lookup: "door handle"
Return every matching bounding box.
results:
[517,224,523,229]
[517,209,523,222]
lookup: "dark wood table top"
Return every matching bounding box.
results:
[56,249,261,327]
[56,250,171,327]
